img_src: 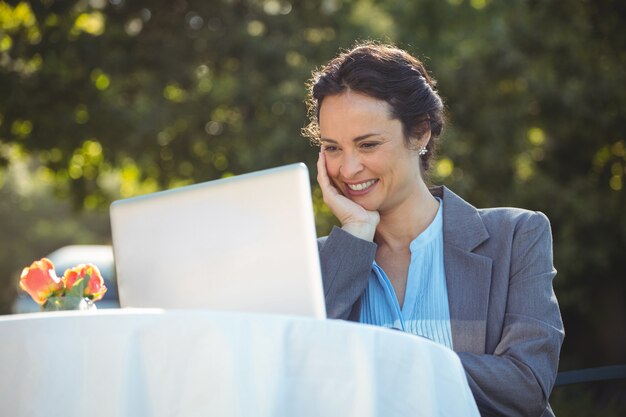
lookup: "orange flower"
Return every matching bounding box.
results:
[19,258,63,305]
[63,264,107,301]
[83,264,107,301]
[62,264,84,290]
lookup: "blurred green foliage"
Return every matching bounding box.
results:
[1,0,625,412]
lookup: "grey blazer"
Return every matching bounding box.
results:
[318,186,564,417]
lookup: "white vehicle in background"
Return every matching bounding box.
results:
[13,245,119,313]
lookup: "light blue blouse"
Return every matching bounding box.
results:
[359,200,453,349]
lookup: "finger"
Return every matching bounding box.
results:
[316,151,325,179]
[317,151,333,191]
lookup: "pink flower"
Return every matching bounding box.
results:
[63,263,107,301]
[19,258,63,305]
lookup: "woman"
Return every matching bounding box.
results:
[304,42,564,417]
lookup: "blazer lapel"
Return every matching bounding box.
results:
[430,186,493,354]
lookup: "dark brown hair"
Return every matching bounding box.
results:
[303,42,445,171]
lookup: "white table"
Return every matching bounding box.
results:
[0,310,479,417]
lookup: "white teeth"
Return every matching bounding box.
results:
[347,180,377,191]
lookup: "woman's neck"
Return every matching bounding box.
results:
[374,182,439,251]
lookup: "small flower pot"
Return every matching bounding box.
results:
[41,296,97,312]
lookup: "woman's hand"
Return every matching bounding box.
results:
[317,151,380,241]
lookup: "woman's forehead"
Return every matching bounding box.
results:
[320,92,393,124]
[319,93,401,141]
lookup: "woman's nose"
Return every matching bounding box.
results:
[339,152,363,178]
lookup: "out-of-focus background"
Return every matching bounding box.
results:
[1,0,624,414]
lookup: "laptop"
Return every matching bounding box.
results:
[109,163,326,319]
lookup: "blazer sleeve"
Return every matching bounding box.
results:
[458,212,565,417]
[317,226,377,320]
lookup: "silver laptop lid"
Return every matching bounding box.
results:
[110,163,326,319]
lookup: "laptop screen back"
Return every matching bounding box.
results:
[110,163,326,319]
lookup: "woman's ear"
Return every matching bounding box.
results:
[417,129,431,149]
[409,128,431,150]
[409,119,432,149]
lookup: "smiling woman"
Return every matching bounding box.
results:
[304,42,564,417]
[318,92,429,216]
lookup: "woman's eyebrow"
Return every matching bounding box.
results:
[353,133,381,142]
[320,133,381,144]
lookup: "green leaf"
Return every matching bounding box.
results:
[65,277,85,298]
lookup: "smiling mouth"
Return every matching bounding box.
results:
[346,179,378,191]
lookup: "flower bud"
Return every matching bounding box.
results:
[83,264,107,301]
[63,263,107,301]
[19,258,63,305]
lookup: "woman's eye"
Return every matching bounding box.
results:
[323,145,338,152]
[360,142,380,150]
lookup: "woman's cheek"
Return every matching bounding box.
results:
[325,160,342,187]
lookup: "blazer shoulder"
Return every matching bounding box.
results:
[436,186,551,250]
[477,207,551,236]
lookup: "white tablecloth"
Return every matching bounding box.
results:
[0,309,479,417]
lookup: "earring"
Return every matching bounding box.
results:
[418,146,428,156]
